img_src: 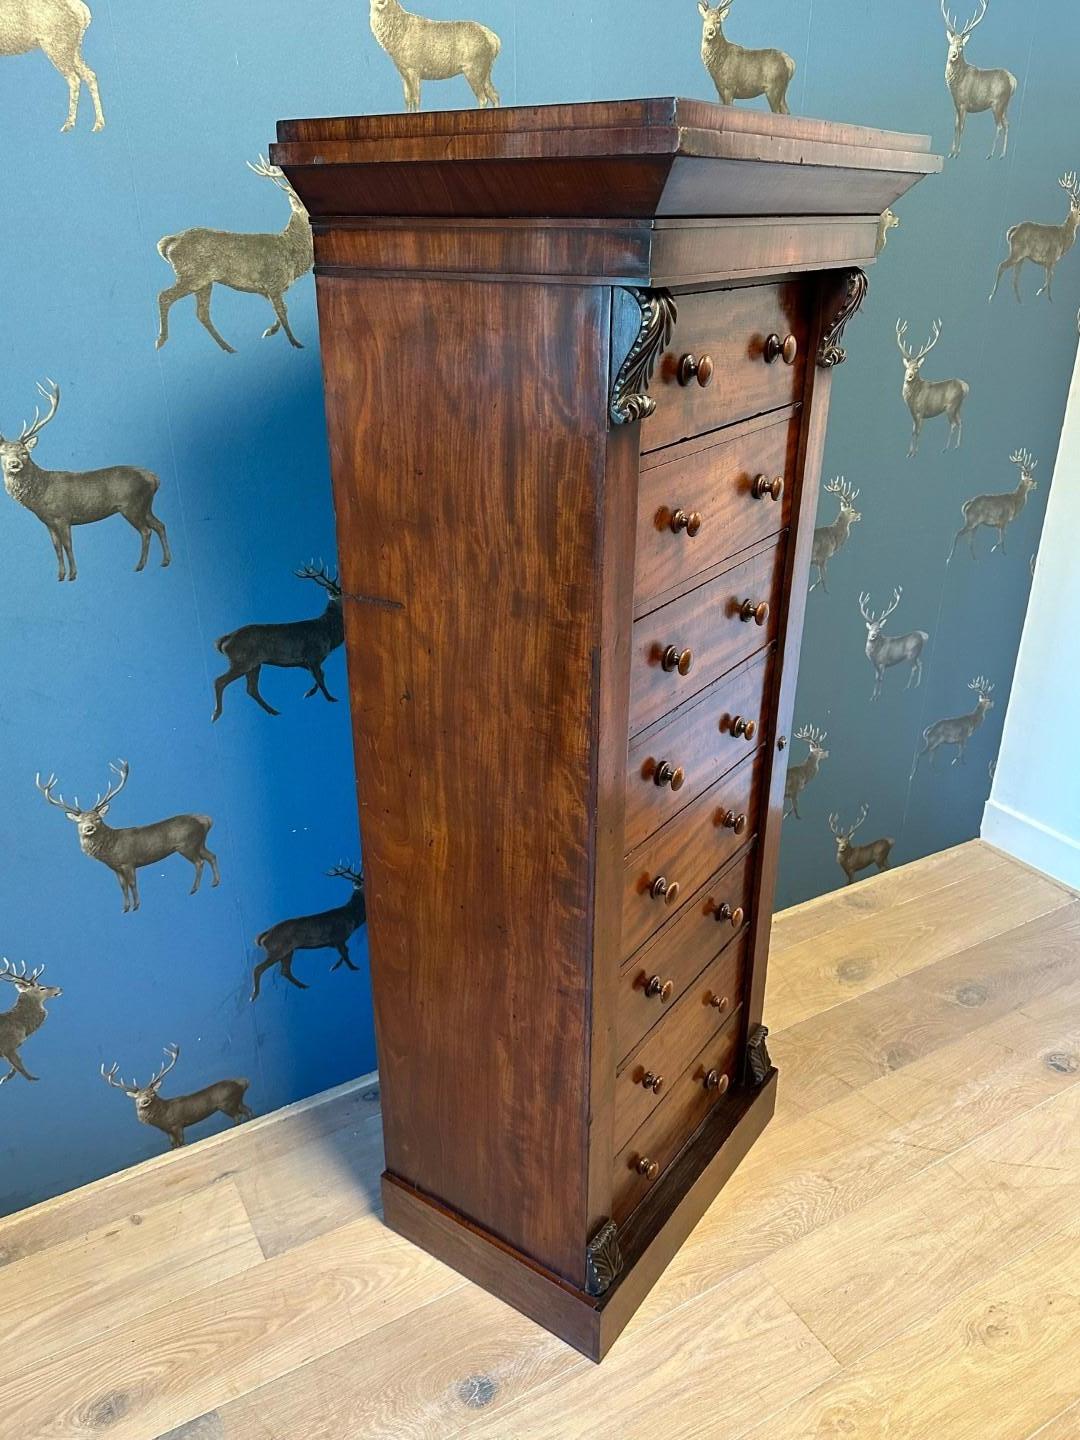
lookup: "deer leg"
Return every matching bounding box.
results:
[189,854,204,893]
[234,1102,254,1122]
[908,416,922,459]
[992,527,1007,555]
[168,1130,185,1149]
[789,792,801,819]
[211,667,242,722]
[909,657,923,689]
[464,65,490,108]
[75,54,104,131]
[332,942,360,972]
[0,1049,37,1082]
[115,867,133,913]
[0,1065,16,1085]
[1011,257,1025,302]
[204,846,221,887]
[128,870,141,912]
[988,256,1014,302]
[194,284,237,354]
[148,508,171,567]
[401,72,421,112]
[1037,264,1055,301]
[156,282,194,350]
[52,522,77,581]
[279,954,309,991]
[46,526,68,581]
[133,522,152,572]
[949,106,963,158]
[304,662,338,704]
[266,292,303,349]
[60,68,80,131]
[244,666,281,717]
[250,954,277,1002]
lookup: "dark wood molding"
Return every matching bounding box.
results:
[816,267,869,368]
[610,288,677,425]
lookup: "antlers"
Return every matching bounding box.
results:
[940,0,987,37]
[0,958,45,985]
[1059,172,1080,201]
[295,561,341,595]
[1010,448,1037,471]
[37,760,129,817]
[824,475,860,504]
[794,724,827,747]
[247,154,293,192]
[327,861,364,884]
[859,587,903,626]
[17,378,61,444]
[969,675,995,697]
[895,318,941,363]
[101,1043,180,1096]
[829,804,869,840]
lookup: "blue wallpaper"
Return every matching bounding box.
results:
[0,0,1074,1215]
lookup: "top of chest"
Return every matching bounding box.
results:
[271,97,939,226]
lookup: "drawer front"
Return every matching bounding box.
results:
[613,1016,742,1225]
[635,414,798,614]
[629,540,784,737]
[622,747,766,961]
[642,283,809,453]
[625,647,775,853]
[615,932,749,1151]
[618,848,754,1062]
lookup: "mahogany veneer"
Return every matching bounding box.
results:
[273,98,939,1362]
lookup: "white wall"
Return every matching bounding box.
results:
[982,344,1080,888]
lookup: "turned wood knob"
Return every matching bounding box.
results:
[709,993,730,1013]
[752,474,784,502]
[764,333,798,366]
[649,875,681,906]
[677,353,715,388]
[640,1071,665,1095]
[654,761,685,791]
[704,1070,730,1093]
[645,974,674,1002]
[636,1156,660,1180]
[739,598,770,626]
[661,645,694,676]
[718,809,748,835]
[731,715,756,741]
[712,901,744,929]
[670,509,702,537]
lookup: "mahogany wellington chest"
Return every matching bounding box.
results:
[271,99,939,1361]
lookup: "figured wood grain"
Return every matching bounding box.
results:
[642,284,808,452]
[622,748,764,960]
[317,274,611,1288]
[634,412,796,613]
[628,539,784,736]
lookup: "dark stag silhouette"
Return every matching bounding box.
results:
[101,1043,252,1149]
[251,864,366,1000]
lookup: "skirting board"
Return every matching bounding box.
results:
[982,798,1080,893]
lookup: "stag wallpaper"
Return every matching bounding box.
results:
[0,0,1076,1216]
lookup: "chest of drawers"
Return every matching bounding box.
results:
[273,98,938,1361]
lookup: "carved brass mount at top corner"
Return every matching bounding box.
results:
[817,268,869,370]
[610,288,678,426]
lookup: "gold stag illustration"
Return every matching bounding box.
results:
[0,960,61,1086]
[369,0,501,112]
[810,477,861,593]
[989,172,1080,304]
[156,158,313,353]
[101,1044,252,1149]
[948,448,1038,561]
[895,318,969,456]
[911,677,995,775]
[829,806,894,885]
[36,761,219,912]
[0,0,104,132]
[940,0,1016,159]
[0,380,170,581]
[697,1,795,114]
[783,725,828,819]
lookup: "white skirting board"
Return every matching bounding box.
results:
[982,798,1080,893]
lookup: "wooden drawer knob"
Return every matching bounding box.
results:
[645,974,674,1002]
[718,809,748,835]
[636,1156,660,1180]
[739,599,770,626]
[670,509,702,537]
[654,761,685,791]
[712,901,744,928]
[649,875,681,906]
[661,645,694,676]
[640,1071,665,1095]
[677,353,715,388]
[752,474,784,502]
[731,715,756,741]
[704,1069,730,1093]
[708,993,730,1013]
[764,333,798,366]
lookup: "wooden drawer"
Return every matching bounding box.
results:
[635,413,798,615]
[614,932,749,1150]
[624,647,775,853]
[613,1015,742,1225]
[629,539,784,737]
[622,747,766,961]
[642,283,809,453]
[618,847,754,1062]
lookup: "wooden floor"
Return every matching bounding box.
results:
[4,840,1080,1440]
